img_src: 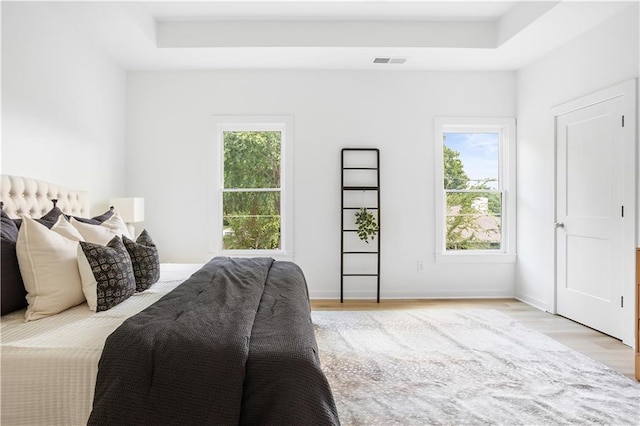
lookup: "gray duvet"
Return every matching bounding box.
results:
[88,257,339,425]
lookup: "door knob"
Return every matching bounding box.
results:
[554,222,564,229]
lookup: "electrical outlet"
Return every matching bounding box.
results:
[417,261,424,273]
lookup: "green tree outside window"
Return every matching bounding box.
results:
[222,131,282,250]
[443,139,502,251]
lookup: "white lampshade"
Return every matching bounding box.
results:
[108,198,145,223]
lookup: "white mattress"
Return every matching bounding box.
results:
[0,263,203,426]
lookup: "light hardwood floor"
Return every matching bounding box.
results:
[310,298,637,380]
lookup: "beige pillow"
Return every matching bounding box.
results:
[51,215,85,242]
[16,216,86,321]
[71,217,117,245]
[77,245,99,311]
[101,212,131,239]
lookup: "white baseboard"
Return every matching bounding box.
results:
[309,289,516,300]
[514,293,549,312]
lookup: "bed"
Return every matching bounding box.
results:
[0,175,339,425]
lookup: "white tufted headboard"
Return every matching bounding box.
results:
[1,175,89,219]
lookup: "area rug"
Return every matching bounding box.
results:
[312,309,640,425]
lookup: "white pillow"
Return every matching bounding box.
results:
[16,216,86,321]
[51,215,85,242]
[77,245,98,311]
[71,217,117,245]
[101,212,131,239]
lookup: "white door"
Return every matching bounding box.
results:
[555,96,625,338]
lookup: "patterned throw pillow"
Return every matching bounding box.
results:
[123,229,160,292]
[77,236,136,312]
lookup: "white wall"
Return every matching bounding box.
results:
[1,3,127,213]
[4,1,635,303]
[127,70,516,299]
[515,4,639,310]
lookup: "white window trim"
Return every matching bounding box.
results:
[434,117,516,263]
[209,115,294,259]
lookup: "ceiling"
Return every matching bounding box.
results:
[48,1,636,71]
[144,1,518,21]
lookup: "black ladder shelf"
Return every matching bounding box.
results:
[341,148,380,303]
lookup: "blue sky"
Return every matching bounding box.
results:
[444,132,499,189]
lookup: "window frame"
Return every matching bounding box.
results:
[210,116,294,258]
[434,117,516,263]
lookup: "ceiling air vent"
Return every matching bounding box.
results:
[373,57,407,65]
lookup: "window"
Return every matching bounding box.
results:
[434,118,516,262]
[211,116,293,256]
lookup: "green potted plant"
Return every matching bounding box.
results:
[355,207,379,243]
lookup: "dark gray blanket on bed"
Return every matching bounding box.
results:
[88,257,339,426]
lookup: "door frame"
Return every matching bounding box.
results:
[551,78,637,346]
